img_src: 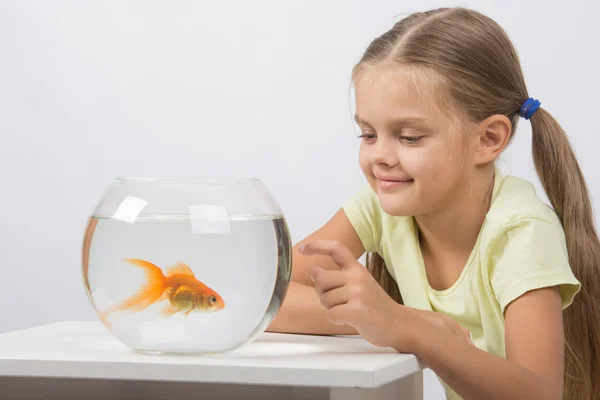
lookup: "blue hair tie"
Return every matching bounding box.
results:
[519,97,541,120]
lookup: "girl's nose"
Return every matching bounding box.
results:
[371,142,399,167]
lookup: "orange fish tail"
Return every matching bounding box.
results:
[115,258,167,313]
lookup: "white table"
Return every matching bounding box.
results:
[0,321,425,400]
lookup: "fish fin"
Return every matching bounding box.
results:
[157,290,169,303]
[184,309,193,317]
[160,304,180,318]
[166,262,196,277]
[116,259,167,312]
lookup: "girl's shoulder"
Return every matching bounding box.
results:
[485,172,562,230]
[479,172,568,266]
[480,173,580,313]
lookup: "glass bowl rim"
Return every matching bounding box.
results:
[115,177,263,185]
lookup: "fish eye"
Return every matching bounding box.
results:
[209,295,216,304]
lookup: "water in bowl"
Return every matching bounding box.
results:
[82,214,291,354]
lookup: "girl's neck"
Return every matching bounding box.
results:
[414,168,496,257]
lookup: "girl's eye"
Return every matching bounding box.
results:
[358,133,377,141]
[400,136,422,144]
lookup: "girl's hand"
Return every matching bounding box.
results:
[299,240,475,351]
[299,240,412,349]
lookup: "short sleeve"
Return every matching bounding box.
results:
[342,185,382,253]
[490,218,581,315]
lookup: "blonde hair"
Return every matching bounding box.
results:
[356,8,600,399]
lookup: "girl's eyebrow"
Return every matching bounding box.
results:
[354,114,429,128]
[354,114,368,124]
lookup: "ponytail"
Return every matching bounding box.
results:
[530,108,600,400]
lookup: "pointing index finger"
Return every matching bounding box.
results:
[299,240,356,270]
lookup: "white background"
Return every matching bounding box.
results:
[1,1,599,398]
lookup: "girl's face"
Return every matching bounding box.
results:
[355,68,478,217]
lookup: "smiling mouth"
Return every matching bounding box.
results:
[377,178,414,190]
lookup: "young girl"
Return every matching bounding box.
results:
[267,7,600,400]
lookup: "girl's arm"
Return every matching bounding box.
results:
[269,209,472,338]
[301,240,564,400]
[290,208,366,286]
[408,286,564,400]
[267,208,364,335]
[267,280,358,335]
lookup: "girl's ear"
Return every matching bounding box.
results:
[474,114,512,165]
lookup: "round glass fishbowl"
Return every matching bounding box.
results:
[81,177,292,354]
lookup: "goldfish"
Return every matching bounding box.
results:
[98,258,225,327]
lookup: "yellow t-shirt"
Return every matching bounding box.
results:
[342,169,581,400]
